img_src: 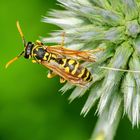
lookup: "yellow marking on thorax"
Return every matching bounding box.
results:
[78,68,85,78]
[35,46,43,51]
[61,58,67,67]
[47,53,52,62]
[65,67,70,73]
[32,46,39,56]
[68,59,75,65]
[71,62,79,75]
[45,52,49,56]
[42,52,49,61]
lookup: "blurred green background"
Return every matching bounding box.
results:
[0,0,140,140]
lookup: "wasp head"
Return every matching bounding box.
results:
[24,42,34,59]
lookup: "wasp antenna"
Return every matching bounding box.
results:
[16,21,26,47]
[5,57,19,69]
[99,66,140,73]
[5,51,24,69]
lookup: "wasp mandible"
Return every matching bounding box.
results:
[6,21,103,87]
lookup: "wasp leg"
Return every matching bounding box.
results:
[60,32,65,47]
[60,77,66,83]
[32,60,37,63]
[89,48,105,53]
[47,70,57,78]
[32,59,41,64]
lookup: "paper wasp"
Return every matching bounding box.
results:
[6,21,103,87]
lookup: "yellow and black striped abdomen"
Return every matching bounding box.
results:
[77,67,93,82]
[57,58,92,82]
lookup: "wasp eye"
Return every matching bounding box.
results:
[24,42,34,59]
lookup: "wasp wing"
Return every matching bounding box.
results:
[45,45,101,62]
[41,60,88,87]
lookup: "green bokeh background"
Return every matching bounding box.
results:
[0,0,140,140]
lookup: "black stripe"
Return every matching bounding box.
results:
[48,53,52,62]
[89,76,93,82]
[85,73,91,81]
[81,68,88,79]
[57,58,63,64]
[63,59,69,68]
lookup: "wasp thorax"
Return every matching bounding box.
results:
[33,47,46,60]
[24,42,34,59]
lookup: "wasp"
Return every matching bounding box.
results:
[6,21,103,87]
